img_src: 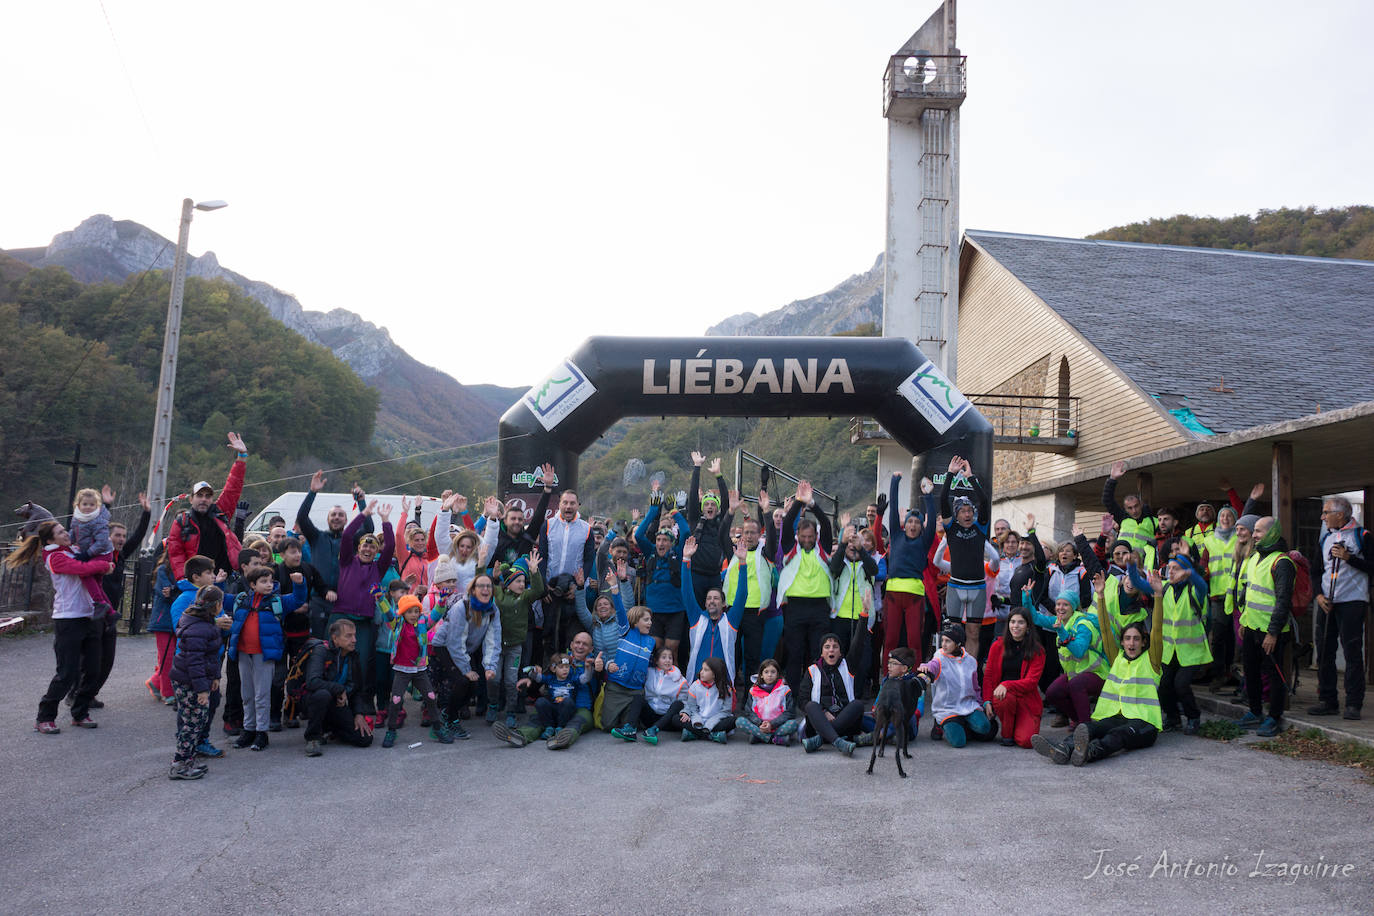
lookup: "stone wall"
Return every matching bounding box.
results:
[987,353,1050,492]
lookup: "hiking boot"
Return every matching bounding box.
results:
[34,721,61,735]
[505,714,519,729]
[643,726,659,745]
[169,761,206,780]
[1161,717,1182,733]
[491,722,527,748]
[547,727,577,750]
[855,732,874,747]
[1050,714,1069,729]
[1031,733,1071,765]
[485,704,500,724]
[710,731,728,745]
[1069,723,1092,766]
[930,723,943,742]
[233,730,256,750]
[610,725,638,742]
[251,731,269,751]
[448,721,471,740]
[1256,717,1283,738]
[803,735,822,753]
[195,741,224,758]
[1306,702,1339,716]
[1232,711,1263,730]
[539,726,556,741]
[1183,718,1201,736]
[284,717,300,729]
[304,740,323,757]
[681,729,697,742]
[772,733,793,747]
[70,716,98,729]
[834,737,856,756]
[1344,707,1362,721]
[1083,739,1108,765]
[382,729,397,748]
[431,725,455,744]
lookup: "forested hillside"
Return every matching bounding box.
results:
[1089,205,1374,260]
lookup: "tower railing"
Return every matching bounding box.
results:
[883,54,967,118]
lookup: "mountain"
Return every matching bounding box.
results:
[706,253,883,337]
[5,215,523,451]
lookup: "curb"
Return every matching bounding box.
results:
[1197,692,1374,749]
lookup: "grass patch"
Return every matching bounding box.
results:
[1252,727,1374,784]
[1198,719,1242,741]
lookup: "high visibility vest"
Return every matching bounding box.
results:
[1058,610,1108,679]
[723,548,772,610]
[1160,584,1212,667]
[1119,515,1157,560]
[1185,523,1212,558]
[1092,649,1163,730]
[1203,530,1237,598]
[1240,550,1292,634]
[1095,575,1146,641]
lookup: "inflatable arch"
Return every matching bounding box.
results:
[497,336,993,510]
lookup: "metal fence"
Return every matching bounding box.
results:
[733,449,840,529]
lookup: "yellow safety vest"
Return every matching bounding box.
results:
[1119,515,1157,560]
[1203,530,1236,598]
[1160,584,1212,667]
[1092,649,1163,730]
[1240,551,1292,634]
[1095,575,1147,641]
[1058,610,1108,679]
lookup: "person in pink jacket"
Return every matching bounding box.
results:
[6,520,116,733]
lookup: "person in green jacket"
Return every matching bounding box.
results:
[494,550,545,730]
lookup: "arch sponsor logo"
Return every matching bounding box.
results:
[898,361,970,434]
[524,359,596,431]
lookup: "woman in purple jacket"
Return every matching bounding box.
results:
[328,500,397,719]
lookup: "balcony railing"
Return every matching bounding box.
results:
[883,53,967,119]
[851,393,1080,453]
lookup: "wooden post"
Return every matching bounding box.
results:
[1137,471,1153,508]
[1272,441,1294,544]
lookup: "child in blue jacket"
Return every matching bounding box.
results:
[227,566,305,751]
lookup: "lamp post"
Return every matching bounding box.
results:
[141,198,227,550]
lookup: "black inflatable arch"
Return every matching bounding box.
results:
[497,336,993,508]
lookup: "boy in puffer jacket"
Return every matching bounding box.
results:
[227,567,306,752]
[735,657,798,746]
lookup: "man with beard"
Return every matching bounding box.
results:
[296,469,373,638]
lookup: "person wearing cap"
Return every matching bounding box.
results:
[493,550,546,729]
[685,452,730,608]
[1025,580,1108,733]
[881,472,938,675]
[634,479,692,661]
[1137,549,1211,734]
[917,621,996,747]
[939,456,993,662]
[166,432,249,579]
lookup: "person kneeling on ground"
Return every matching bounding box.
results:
[919,621,998,747]
[1032,577,1166,766]
[302,619,374,756]
[800,633,871,756]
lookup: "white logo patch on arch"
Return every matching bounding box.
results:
[898,361,970,434]
[524,359,596,431]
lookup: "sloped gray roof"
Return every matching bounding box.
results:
[964,230,1374,436]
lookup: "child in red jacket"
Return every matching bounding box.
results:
[983,606,1045,748]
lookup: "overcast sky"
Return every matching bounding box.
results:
[4,1,1372,387]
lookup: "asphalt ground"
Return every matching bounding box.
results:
[1,631,1371,915]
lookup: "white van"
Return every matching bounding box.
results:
[246,492,446,539]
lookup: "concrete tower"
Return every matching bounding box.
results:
[876,1,966,490]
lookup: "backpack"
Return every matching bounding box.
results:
[1286,550,1312,616]
[281,638,327,721]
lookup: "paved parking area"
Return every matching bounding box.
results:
[2,632,1371,914]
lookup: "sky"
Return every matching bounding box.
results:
[4,1,1372,387]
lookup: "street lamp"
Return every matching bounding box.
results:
[141,197,228,551]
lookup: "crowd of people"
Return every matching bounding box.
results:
[8,436,1370,781]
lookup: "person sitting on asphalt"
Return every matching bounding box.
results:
[301,619,374,756]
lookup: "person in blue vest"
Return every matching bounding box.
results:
[680,537,750,685]
[633,480,691,660]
